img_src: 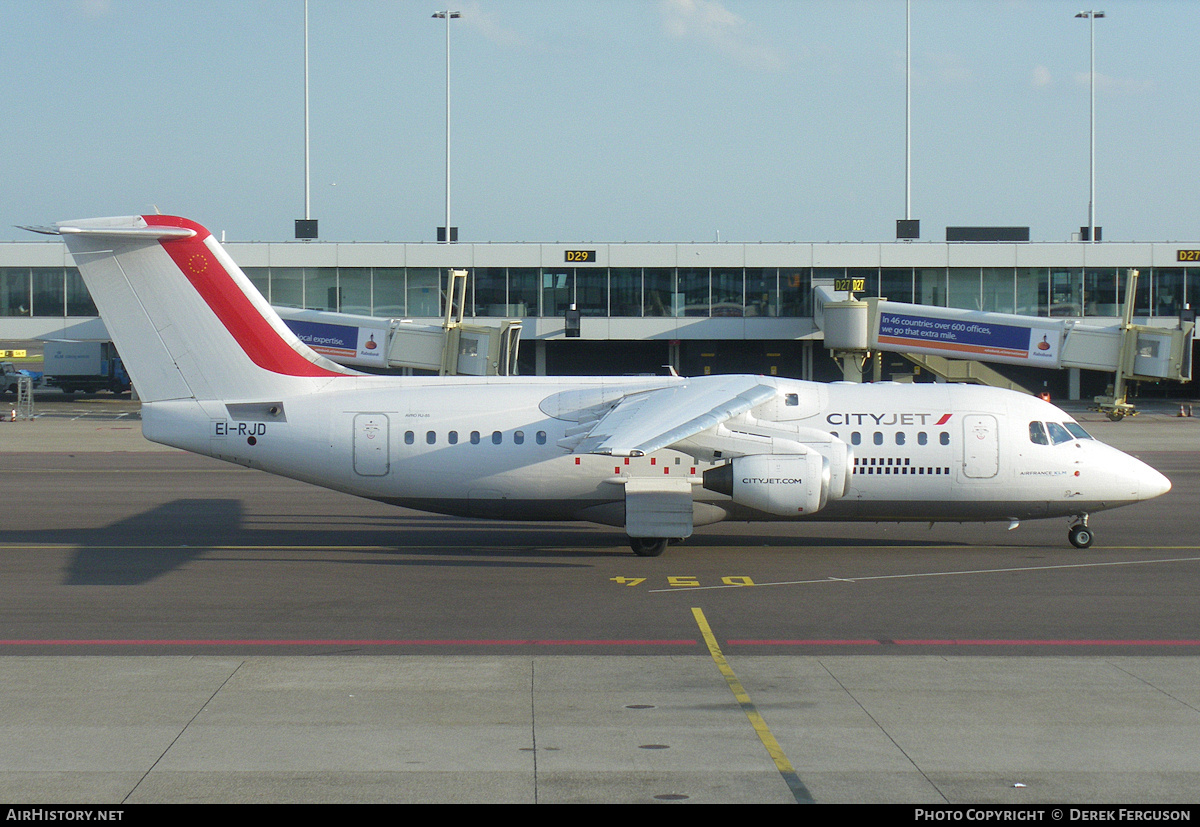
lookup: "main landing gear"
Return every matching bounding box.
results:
[629,537,670,557]
[1068,515,1094,549]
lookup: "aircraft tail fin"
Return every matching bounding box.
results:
[54,215,355,402]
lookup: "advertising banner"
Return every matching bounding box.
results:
[284,319,387,367]
[871,302,1064,368]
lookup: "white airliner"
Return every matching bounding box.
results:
[35,215,1170,556]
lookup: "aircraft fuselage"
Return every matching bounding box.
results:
[142,375,1165,528]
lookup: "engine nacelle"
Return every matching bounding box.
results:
[792,430,853,500]
[702,452,830,516]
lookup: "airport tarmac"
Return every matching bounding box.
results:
[1,395,1199,804]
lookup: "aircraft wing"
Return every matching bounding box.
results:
[572,375,778,457]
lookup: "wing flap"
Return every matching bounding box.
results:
[575,375,778,457]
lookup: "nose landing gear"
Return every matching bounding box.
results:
[1068,515,1093,549]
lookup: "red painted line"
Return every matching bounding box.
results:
[728,639,1200,647]
[896,639,1200,647]
[729,640,882,646]
[0,639,698,647]
[10,638,1198,648]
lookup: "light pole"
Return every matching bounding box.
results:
[304,1,311,219]
[905,0,911,223]
[896,0,919,241]
[1076,10,1105,243]
[295,0,318,240]
[433,10,461,243]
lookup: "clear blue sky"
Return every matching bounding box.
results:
[3,0,1197,243]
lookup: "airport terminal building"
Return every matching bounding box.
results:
[3,235,1199,395]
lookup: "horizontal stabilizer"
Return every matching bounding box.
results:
[16,225,61,236]
[20,220,197,240]
[59,224,197,240]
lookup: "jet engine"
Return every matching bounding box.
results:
[675,418,852,501]
[702,451,830,516]
[795,430,853,500]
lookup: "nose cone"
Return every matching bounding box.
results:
[1088,443,1172,504]
[1138,463,1172,501]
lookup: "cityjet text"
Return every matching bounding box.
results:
[826,412,949,427]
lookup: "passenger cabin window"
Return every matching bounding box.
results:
[917,432,928,446]
[404,430,415,445]
[470,431,480,444]
[492,430,503,445]
[895,432,906,446]
[448,431,458,445]
[426,431,436,445]
[785,393,799,406]
[536,431,547,445]
[939,432,950,446]
[514,430,525,445]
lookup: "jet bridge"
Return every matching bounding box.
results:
[815,270,1194,420]
[276,270,522,377]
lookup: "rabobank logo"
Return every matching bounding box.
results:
[1030,330,1059,359]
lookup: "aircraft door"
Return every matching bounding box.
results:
[962,414,999,479]
[353,414,390,476]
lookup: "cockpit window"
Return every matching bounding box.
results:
[1063,422,1093,440]
[1045,422,1074,445]
[1031,420,1091,445]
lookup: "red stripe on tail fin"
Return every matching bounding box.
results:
[144,215,344,378]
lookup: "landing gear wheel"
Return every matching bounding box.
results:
[1068,524,1094,549]
[630,537,669,557]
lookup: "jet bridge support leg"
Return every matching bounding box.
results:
[831,350,866,383]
